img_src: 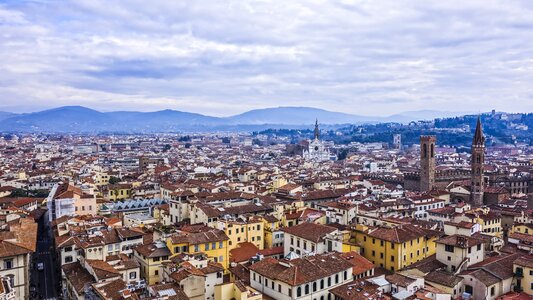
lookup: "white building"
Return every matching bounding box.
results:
[249,252,353,300]
[302,120,335,162]
[435,235,485,273]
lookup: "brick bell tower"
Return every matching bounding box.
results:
[471,116,486,206]
[420,135,436,192]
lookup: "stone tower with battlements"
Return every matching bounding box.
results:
[420,135,436,192]
[471,117,486,206]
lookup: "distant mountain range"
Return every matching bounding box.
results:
[0,106,470,133]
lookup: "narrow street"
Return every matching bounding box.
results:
[30,210,59,299]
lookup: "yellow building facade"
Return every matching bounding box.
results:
[166,229,230,270]
[514,256,533,294]
[353,224,440,272]
[218,217,264,251]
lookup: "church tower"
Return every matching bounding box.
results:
[420,135,436,192]
[471,117,485,206]
[314,119,320,140]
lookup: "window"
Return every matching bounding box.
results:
[4,259,13,269]
[335,274,339,284]
[278,284,281,292]
[153,257,160,262]
[205,244,209,251]
[490,286,495,296]
[212,242,216,250]
[380,240,384,246]
[328,277,331,286]
[154,270,158,276]
[64,246,73,252]
[219,256,224,262]
[194,245,199,252]
[6,275,14,289]
[391,256,395,262]
[217,272,223,278]
[372,250,375,257]
[297,287,302,297]
[219,242,223,248]
[445,245,454,252]
[129,272,137,279]
[305,284,309,294]
[65,256,73,263]
[391,243,394,249]
[477,244,481,251]
[313,281,317,292]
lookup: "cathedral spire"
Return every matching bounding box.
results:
[314,119,320,140]
[473,116,485,146]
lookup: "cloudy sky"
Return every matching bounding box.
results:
[1,0,533,116]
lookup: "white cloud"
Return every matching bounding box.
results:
[0,0,532,116]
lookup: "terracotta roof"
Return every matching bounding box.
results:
[339,251,374,276]
[513,255,533,269]
[86,259,121,280]
[436,234,485,248]
[403,254,446,274]
[230,242,259,263]
[169,228,229,245]
[367,224,442,244]
[386,273,416,287]
[135,243,171,258]
[62,262,96,294]
[424,270,462,287]
[249,252,353,286]
[281,223,336,243]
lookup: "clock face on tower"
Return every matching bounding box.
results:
[314,146,319,151]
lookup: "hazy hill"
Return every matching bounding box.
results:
[0,105,471,133]
[225,106,376,125]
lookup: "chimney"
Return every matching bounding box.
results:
[457,236,467,248]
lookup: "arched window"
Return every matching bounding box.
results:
[327,277,331,286]
[305,284,309,294]
[320,279,324,289]
[423,144,427,158]
[6,275,14,289]
[431,144,434,158]
[335,274,339,283]
[313,281,317,292]
[344,270,348,280]
[297,287,302,297]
